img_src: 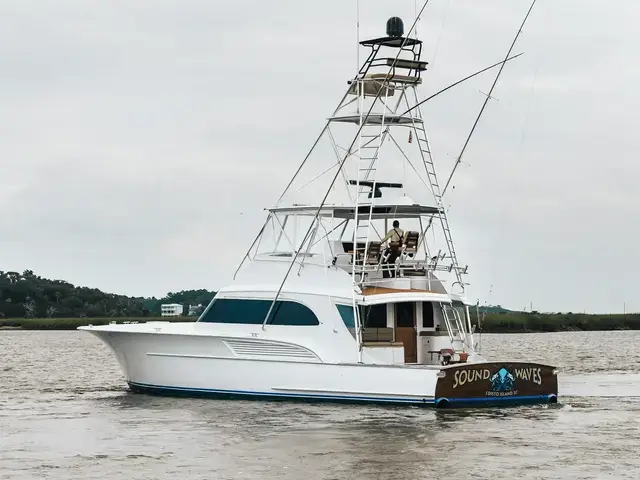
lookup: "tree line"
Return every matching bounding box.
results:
[0,270,215,319]
[3,269,636,332]
[472,311,640,333]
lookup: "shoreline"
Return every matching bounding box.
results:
[1,313,639,333]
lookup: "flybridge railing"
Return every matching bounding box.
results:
[334,251,468,276]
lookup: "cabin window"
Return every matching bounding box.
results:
[200,298,319,326]
[422,302,434,328]
[359,304,386,328]
[336,304,355,329]
[395,302,414,327]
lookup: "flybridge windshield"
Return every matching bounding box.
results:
[267,203,442,219]
[253,209,435,260]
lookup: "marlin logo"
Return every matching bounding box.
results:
[490,367,515,392]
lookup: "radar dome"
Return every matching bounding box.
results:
[386,17,404,37]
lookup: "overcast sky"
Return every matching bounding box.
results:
[1,0,638,313]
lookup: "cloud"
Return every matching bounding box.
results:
[1,0,638,313]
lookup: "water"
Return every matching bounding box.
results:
[1,330,639,479]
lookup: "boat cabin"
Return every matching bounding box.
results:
[226,180,474,367]
[350,292,473,366]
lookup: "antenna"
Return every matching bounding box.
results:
[356,0,360,74]
[414,0,418,38]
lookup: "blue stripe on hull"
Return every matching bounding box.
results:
[127,382,557,408]
[128,381,433,405]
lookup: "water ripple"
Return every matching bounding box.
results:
[1,330,640,479]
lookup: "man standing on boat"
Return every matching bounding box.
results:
[381,220,404,278]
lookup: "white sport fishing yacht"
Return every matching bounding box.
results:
[80,10,558,408]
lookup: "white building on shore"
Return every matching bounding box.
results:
[160,303,183,317]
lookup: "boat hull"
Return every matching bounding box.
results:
[83,328,558,408]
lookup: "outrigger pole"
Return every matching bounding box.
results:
[274,87,355,207]
[399,53,524,118]
[423,0,538,235]
[442,0,538,196]
[260,0,434,354]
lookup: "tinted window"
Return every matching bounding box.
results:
[200,298,319,326]
[336,304,355,329]
[422,302,434,328]
[359,304,387,328]
[396,302,414,327]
